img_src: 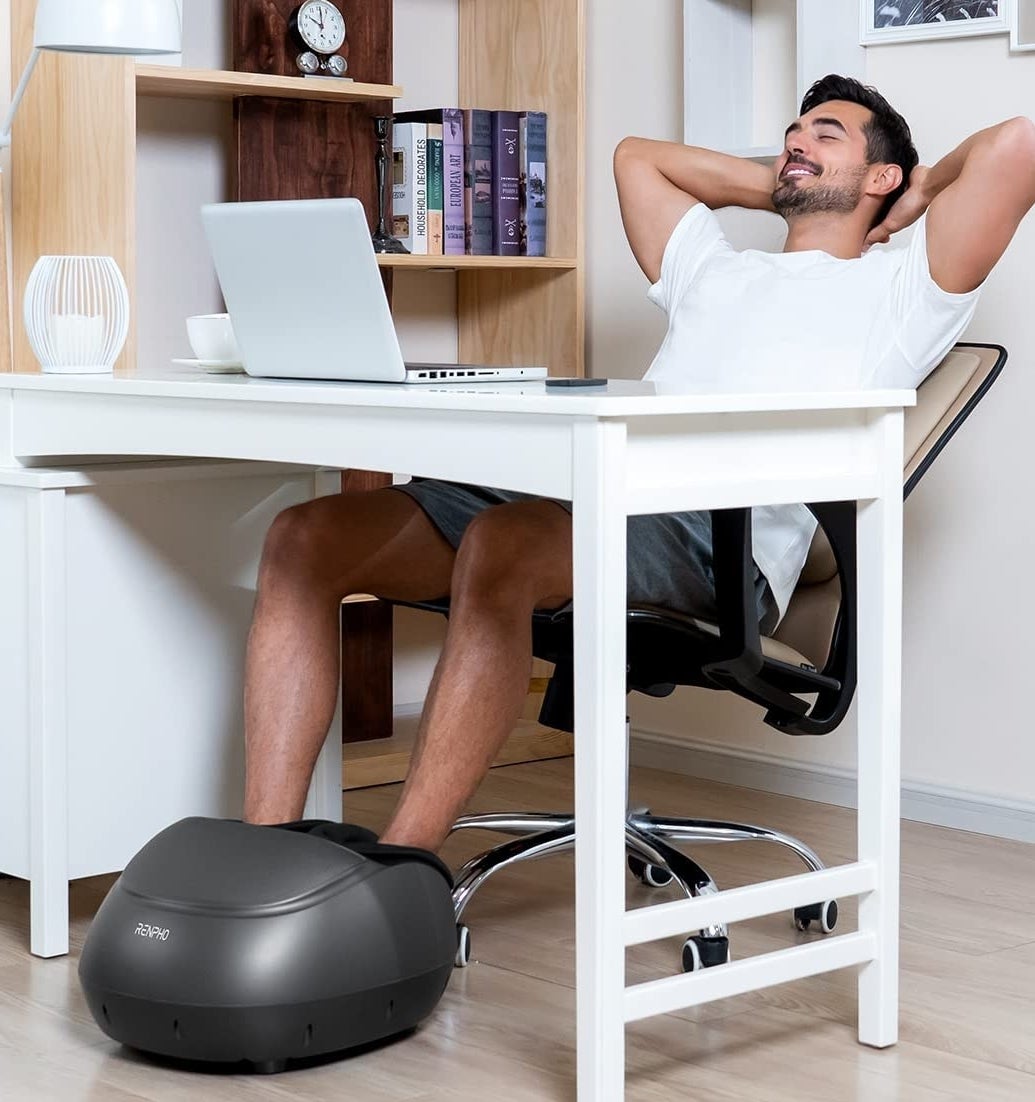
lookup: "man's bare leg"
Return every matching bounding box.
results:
[244,490,573,854]
[243,489,457,824]
[380,501,573,852]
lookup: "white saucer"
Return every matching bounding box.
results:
[172,358,246,374]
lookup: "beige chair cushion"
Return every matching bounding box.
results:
[683,615,817,669]
[774,346,998,668]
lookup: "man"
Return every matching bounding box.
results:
[243,75,1035,853]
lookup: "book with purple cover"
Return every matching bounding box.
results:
[491,110,521,256]
[441,109,466,256]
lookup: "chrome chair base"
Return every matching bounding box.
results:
[447,809,837,971]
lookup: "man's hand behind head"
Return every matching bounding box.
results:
[864,165,932,249]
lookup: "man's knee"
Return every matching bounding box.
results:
[452,502,572,608]
[263,501,319,569]
[261,498,349,583]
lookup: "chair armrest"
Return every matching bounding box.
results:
[706,504,858,737]
[776,501,857,736]
[703,509,808,720]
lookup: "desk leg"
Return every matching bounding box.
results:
[27,489,70,958]
[299,470,346,823]
[856,410,904,1047]
[307,726,344,822]
[572,421,628,1101]
[0,390,13,466]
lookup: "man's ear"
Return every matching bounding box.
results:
[870,163,904,198]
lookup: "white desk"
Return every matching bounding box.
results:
[0,367,915,1100]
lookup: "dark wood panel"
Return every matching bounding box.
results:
[233,0,393,85]
[232,0,397,745]
[341,599,395,743]
[231,0,394,222]
[341,470,392,494]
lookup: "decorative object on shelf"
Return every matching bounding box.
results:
[24,256,130,375]
[1011,0,1035,50]
[371,116,409,254]
[289,1,351,78]
[861,1,1008,45]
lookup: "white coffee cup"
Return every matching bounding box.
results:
[186,313,241,364]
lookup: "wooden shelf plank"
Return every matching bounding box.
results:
[136,64,402,104]
[376,255,578,271]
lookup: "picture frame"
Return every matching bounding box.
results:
[1012,0,1035,49]
[861,2,1009,45]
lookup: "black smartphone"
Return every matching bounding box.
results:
[544,377,608,388]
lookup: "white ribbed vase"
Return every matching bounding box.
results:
[24,256,130,374]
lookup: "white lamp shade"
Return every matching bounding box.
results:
[34,0,182,55]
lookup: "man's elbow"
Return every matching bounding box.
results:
[613,136,651,173]
[994,117,1035,203]
[997,116,1035,164]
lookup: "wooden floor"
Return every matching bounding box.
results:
[2,760,1034,1100]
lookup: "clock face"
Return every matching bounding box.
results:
[297,1,347,55]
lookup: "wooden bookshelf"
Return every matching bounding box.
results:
[9,0,586,782]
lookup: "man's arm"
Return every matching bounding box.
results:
[613,138,776,284]
[869,117,1035,294]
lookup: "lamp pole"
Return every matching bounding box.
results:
[0,49,41,149]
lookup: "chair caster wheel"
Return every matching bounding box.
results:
[794,899,838,933]
[455,924,472,968]
[627,854,674,888]
[681,935,731,972]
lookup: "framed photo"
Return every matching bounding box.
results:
[1012,0,1035,49]
[861,2,1010,44]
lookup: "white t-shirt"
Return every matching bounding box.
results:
[645,202,981,623]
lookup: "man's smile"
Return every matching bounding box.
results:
[780,160,820,181]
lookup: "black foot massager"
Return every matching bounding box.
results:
[78,817,457,1072]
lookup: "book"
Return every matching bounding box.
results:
[491,110,521,256]
[442,109,466,256]
[426,122,444,256]
[519,112,547,257]
[391,121,428,255]
[394,109,466,256]
[462,108,493,256]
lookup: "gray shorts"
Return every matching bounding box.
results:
[393,479,779,633]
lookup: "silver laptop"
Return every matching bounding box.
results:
[200,198,548,385]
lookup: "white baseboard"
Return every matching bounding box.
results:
[630,728,1035,845]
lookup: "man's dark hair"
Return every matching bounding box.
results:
[799,74,918,228]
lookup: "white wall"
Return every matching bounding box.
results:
[588,5,1035,808]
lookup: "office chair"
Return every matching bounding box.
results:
[397,342,1005,971]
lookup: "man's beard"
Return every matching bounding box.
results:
[772,165,868,218]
